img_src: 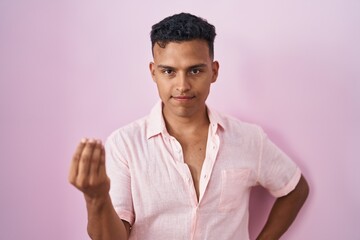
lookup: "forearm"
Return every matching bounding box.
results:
[69,140,130,240]
[257,175,309,240]
[86,194,129,240]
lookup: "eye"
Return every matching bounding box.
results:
[162,69,174,75]
[190,68,201,75]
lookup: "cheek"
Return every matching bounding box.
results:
[155,81,170,96]
[198,83,212,98]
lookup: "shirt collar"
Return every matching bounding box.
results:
[207,105,226,134]
[146,101,165,139]
[146,101,225,139]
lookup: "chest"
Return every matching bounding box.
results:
[128,134,258,217]
[180,138,208,198]
[182,138,207,169]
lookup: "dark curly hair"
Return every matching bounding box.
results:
[150,13,216,59]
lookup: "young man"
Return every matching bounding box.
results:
[69,13,309,240]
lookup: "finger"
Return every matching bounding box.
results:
[98,144,107,178]
[78,139,96,177]
[68,138,87,183]
[89,140,102,178]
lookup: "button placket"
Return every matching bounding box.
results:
[198,133,220,202]
[170,137,182,162]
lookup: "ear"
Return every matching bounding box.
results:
[211,61,219,83]
[149,62,156,82]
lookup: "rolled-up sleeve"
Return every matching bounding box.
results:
[105,134,135,225]
[256,128,301,198]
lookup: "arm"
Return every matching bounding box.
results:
[256,175,310,240]
[68,139,131,240]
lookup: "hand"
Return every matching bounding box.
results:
[68,138,110,202]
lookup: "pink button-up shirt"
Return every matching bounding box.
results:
[105,102,301,240]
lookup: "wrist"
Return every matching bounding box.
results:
[84,193,111,211]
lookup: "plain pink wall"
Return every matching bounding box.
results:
[1,0,359,239]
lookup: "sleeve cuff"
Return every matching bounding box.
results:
[270,168,302,198]
[115,208,135,226]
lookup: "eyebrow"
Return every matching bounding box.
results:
[157,65,175,70]
[157,64,207,70]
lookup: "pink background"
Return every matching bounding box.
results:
[1,0,359,239]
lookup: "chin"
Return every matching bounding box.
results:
[173,106,199,118]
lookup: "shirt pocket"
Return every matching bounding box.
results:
[218,168,251,212]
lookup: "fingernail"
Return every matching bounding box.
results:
[81,138,87,143]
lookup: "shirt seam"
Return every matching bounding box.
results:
[256,126,263,184]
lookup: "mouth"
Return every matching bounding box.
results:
[172,95,195,101]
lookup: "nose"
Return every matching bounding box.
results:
[176,72,191,93]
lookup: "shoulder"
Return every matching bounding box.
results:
[215,110,264,138]
[106,115,149,146]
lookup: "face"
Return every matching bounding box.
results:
[150,39,219,120]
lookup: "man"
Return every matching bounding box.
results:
[69,13,309,240]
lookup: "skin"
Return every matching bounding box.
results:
[256,175,309,239]
[150,39,219,121]
[68,139,130,240]
[69,39,309,240]
[149,39,219,199]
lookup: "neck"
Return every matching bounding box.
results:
[163,107,210,137]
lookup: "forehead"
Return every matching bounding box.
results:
[153,40,211,67]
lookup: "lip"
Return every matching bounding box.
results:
[172,96,195,101]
